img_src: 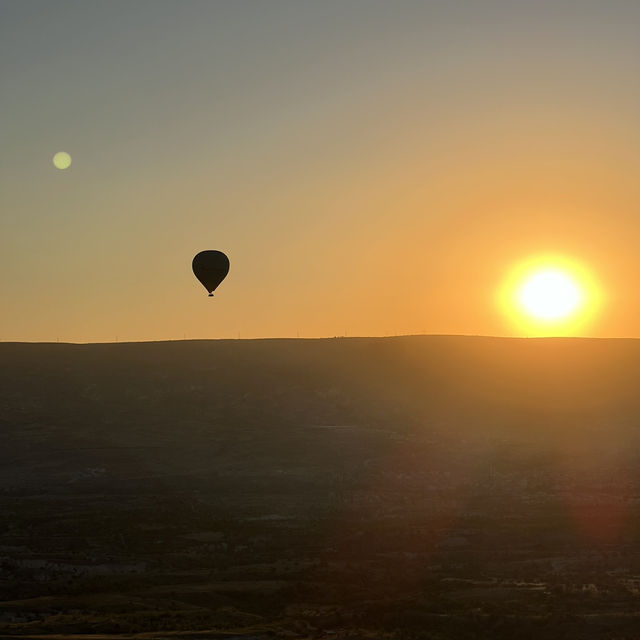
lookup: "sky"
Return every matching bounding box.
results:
[2,0,640,342]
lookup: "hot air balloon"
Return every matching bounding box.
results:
[192,250,230,296]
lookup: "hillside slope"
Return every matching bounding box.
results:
[1,336,640,638]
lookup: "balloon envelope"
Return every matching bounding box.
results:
[192,250,230,296]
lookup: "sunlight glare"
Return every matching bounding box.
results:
[498,255,603,336]
[518,270,582,320]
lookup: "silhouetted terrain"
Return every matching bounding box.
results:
[1,336,640,639]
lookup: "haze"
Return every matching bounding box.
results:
[2,0,640,342]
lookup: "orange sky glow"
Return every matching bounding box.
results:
[2,1,640,342]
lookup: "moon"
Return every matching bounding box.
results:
[53,151,72,170]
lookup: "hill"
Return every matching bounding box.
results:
[1,336,640,638]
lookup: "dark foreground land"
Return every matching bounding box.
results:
[2,336,640,639]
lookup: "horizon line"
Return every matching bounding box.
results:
[1,333,639,346]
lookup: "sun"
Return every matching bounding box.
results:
[498,255,602,336]
[518,269,582,320]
